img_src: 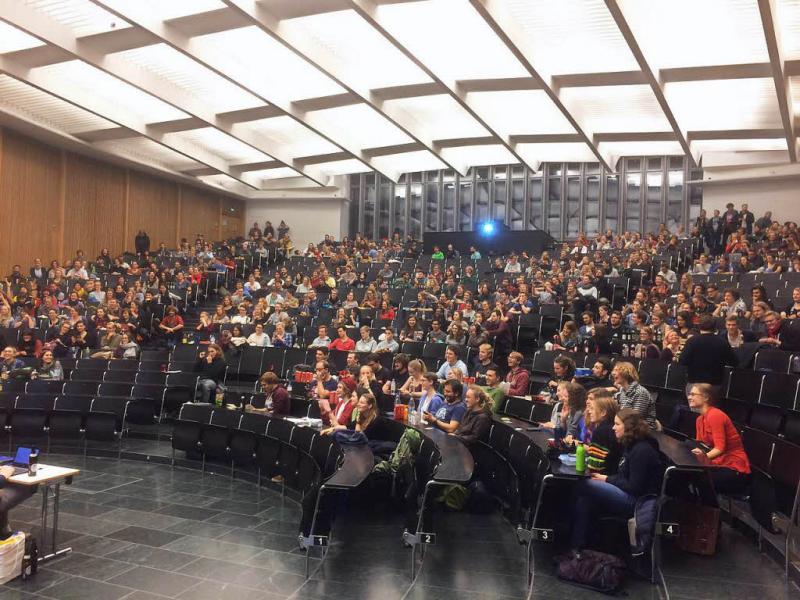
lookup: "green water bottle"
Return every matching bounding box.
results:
[575,442,586,474]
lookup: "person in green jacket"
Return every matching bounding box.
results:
[480,367,505,412]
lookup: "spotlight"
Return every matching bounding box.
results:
[480,221,496,235]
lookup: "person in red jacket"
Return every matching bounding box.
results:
[503,351,529,397]
[689,383,751,494]
[329,325,356,352]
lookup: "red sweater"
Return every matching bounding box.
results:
[695,407,750,474]
[505,367,530,397]
[329,337,356,351]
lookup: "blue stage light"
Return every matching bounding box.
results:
[481,222,495,235]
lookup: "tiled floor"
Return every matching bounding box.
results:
[0,453,796,600]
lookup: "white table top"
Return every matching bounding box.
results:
[9,465,80,486]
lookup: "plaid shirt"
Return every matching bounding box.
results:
[615,381,657,429]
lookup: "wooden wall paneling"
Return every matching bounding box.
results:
[63,153,126,261]
[179,186,220,242]
[128,171,179,252]
[0,131,62,275]
[220,197,245,239]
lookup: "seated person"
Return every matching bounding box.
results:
[326,377,358,426]
[584,389,622,474]
[375,328,399,353]
[31,350,63,381]
[158,306,184,348]
[542,381,587,445]
[355,326,377,353]
[0,465,37,539]
[0,347,23,379]
[436,346,468,382]
[609,361,657,429]
[194,344,226,404]
[247,323,271,347]
[382,354,410,394]
[689,383,751,495]
[480,367,504,410]
[453,385,493,445]
[570,409,665,553]
[576,357,612,390]
[423,378,466,433]
[329,326,356,351]
[309,325,331,348]
[503,351,529,396]
[417,372,444,419]
[312,360,339,413]
[271,321,293,348]
[398,358,426,401]
[322,388,380,438]
[546,355,576,395]
[256,371,290,416]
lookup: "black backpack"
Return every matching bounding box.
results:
[556,549,626,594]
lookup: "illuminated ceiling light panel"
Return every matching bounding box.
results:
[314,158,370,176]
[305,103,413,149]
[0,22,45,54]
[236,116,340,159]
[691,138,788,155]
[382,94,488,141]
[0,74,116,134]
[501,0,639,79]
[113,44,263,114]
[599,141,685,162]
[790,76,800,114]
[371,150,447,177]
[23,0,131,37]
[559,85,672,134]
[776,0,800,60]
[665,78,783,131]
[466,90,576,137]
[376,0,528,83]
[192,26,345,103]
[441,144,518,168]
[197,173,251,193]
[516,142,597,166]
[165,127,272,164]
[246,167,300,181]
[280,9,433,91]
[104,0,225,21]
[617,0,769,70]
[33,60,189,123]
[95,137,203,171]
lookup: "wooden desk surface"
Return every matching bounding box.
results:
[9,465,79,486]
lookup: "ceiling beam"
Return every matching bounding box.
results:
[757,0,796,161]
[604,0,695,167]
[687,128,787,141]
[467,0,613,170]
[347,0,535,176]
[230,160,283,174]
[88,0,361,186]
[434,136,497,150]
[0,0,303,189]
[370,81,446,101]
[593,132,677,142]
[362,142,425,159]
[222,0,464,178]
[294,151,352,166]
[659,62,773,84]
[0,52,255,187]
[456,77,541,93]
[74,126,139,142]
[509,133,584,144]
[552,70,647,89]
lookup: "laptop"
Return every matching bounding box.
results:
[0,447,37,476]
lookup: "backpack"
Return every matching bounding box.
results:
[373,428,422,475]
[555,549,626,594]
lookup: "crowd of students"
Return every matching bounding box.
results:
[0,205,797,557]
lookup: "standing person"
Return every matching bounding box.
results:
[569,410,665,553]
[722,202,739,241]
[689,384,751,494]
[739,203,754,236]
[709,209,724,255]
[194,344,226,403]
[679,315,738,389]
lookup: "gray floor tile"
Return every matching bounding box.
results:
[176,581,284,600]
[104,544,198,572]
[37,576,132,600]
[100,509,186,531]
[45,553,135,581]
[67,535,133,558]
[162,537,264,563]
[201,512,261,529]
[105,527,185,548]
[57,499,119,518]
[164,521,233,540]
[108,567,200,598]
[155,505,218,522]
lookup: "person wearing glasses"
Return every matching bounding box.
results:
[688,383,751,495]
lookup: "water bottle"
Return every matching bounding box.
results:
[215,387,224,406]
[575,443,586,474]
[408,397,417,426]
[209,334,216,344]
[28,449,39,477]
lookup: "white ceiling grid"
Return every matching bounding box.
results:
[0,0,793,199]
